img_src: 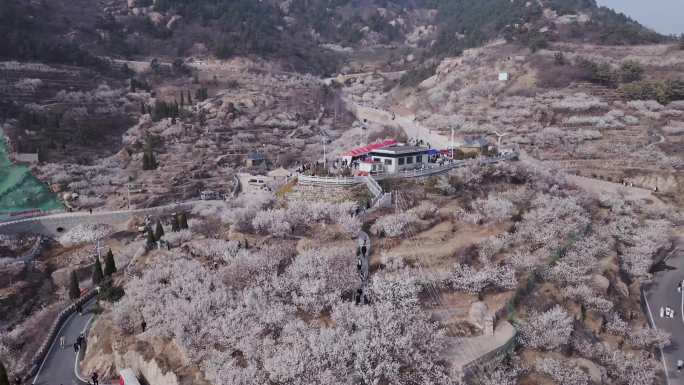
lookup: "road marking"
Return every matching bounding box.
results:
[74,314,95,384]
[644,291,671,385]
[32,309,77,385]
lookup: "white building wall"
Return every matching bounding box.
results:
[371,153,428,174]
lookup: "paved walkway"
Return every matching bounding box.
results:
[346,100,451,149]
[443,321,516,376]
[32,299,96,385]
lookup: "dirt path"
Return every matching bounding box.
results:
[344,98,452,148]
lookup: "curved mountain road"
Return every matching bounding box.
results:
[644,234,684,385]
[32,300,96,385]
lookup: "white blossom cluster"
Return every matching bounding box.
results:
[562,284,614,314]
[535,358,589,385]
[620,219,672,278]
[551,93,608,112]
[571,337,659,385]
[513,194,590,255]
[58,224,112,246]
[13,78,43,92]
[470,193,515,223]
[627,327,671,349]
[251,200,359,238]
[113,247,453,385]
[370,211,419,237]
[518,305,574,350]
[448,263,516,294]
[543,235,610,286]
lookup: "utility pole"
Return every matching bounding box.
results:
[450,125,455,159]
[95,238,105,259]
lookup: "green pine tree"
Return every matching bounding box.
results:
[142,152,148,170]
[150,151,157,169]
[154,221,165,240]
[171,215,180,232]
[104,249,117,276]
[0,360,9,385]
[92,256,104,285]
[146,228,157,249]
[69,271,81,300]
[179,213,189,229]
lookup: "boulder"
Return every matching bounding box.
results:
[615,278,630,297]
[468,301,489,329]
[148,12,166,27]
[574,357,603,384]
[591,274,610,295]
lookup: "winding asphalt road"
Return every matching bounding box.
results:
[32,300,96,385]
[645,234,684,385]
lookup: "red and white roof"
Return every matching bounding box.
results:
[342,140,398,157]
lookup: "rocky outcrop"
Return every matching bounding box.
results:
[82,317,210,385]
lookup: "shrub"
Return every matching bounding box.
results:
[620,60,644,83]
[98,284,125,302]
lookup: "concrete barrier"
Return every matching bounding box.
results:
[0,201,200,237]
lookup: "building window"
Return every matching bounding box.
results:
[398,158,405,165]
[384,159,393,165]
[373,158,380,162]
[416,155,422,163]
[406,156,414,164]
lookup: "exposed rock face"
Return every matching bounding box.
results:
[468,301,489,330]
[574,357,603,383]
[615,278,630,297]
[82,317,210,385]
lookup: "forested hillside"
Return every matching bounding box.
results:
[0,0,668,75]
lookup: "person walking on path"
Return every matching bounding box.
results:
[77,333,85,349]
[76,304,83,316]
[91,371,99,385]
[141,320,147,333]
[73,342,79,352]
[59,335,65,349]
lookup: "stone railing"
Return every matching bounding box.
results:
[364,176,383,198]
[25,289,99,380]
[297,175,362,186]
